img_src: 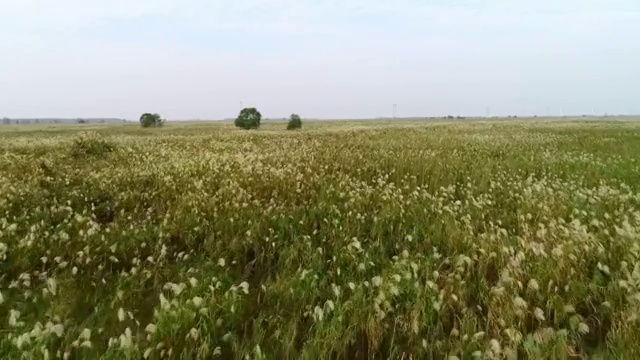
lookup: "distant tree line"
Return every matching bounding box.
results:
[231,108,303,130]
[0,118,122,125]
[135,108,304,130]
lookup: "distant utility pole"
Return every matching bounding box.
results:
[392,104,398,120]
[485,107,491,118]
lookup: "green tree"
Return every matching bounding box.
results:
[140,113,164,128]
[287,114,302,130]
[235,108,262,129]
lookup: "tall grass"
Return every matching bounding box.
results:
[1,120,640,359]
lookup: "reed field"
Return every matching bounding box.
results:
[1,119,640,359]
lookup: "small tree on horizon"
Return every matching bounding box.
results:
[140,113,164,128]
[287,114,302,130]
[235,108,262,129]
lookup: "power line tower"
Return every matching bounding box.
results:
[392,104,398,120]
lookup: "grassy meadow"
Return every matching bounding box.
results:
[1,118,640,359]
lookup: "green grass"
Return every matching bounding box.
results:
[1,119,640,359]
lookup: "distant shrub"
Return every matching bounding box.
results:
[235,108,262,129]
[70,132,115,159]
[140,113,164,128]
[287,114,302,130]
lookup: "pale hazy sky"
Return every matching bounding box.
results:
[1,0,639,119]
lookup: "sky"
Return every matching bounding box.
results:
[1,0,639,120]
